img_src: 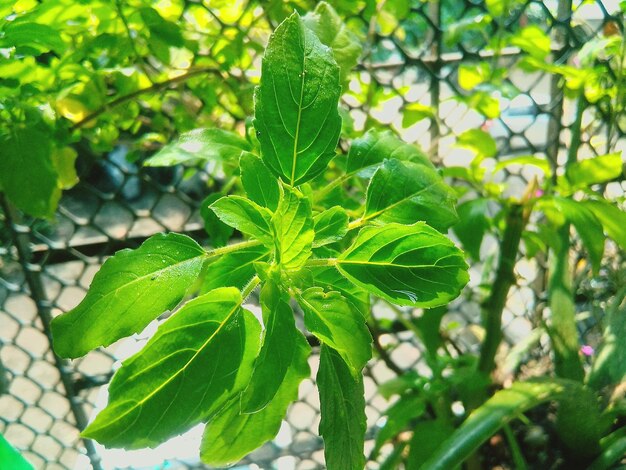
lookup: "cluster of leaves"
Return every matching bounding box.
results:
[50,9,469,468]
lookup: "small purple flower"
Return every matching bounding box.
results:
[581,345,594,356]
[534,189,544,198]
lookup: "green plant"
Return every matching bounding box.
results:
[50,10,469,468]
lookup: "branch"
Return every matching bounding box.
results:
[69,67,223,131]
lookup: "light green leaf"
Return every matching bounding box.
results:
[201,244,269,293]
[298,287,372,374]
[313,266,370,315]
[0,434,33,470]
[510,25,551,60]
[362,159,458,231]
[201,324,310,466]
[313,206,349,247]
[51,233,206,358]
[551,197,605,274]
[239,152,280,211]
[82,287,261,448]
[51,146,79,189]
[302,1,361,87]
[318,345,366,470]
[452,198,491,260]
[421,380,568,470]
[144,128,250,167]
[583,200,626,251]
[402,103,437,128]
[494,155,552,176]
[210,196,274,245]
[272,186,314,270]
[336,222,469,308]
[347,129,433,175]
[465,91,500,118]
[565,153,623,189]
[0,127,60,218]
[242,282,306,413]
[455,129,497,161]
[458,63,491,90]
[254,12,342,186]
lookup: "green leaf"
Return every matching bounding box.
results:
[458,63,491,90]
[0,434,33,470]
[372,394,426,459]
[583,200,626,251]
[51,233,206,358]
[313,206,349,247]
[313,265,370,315]
[407,419,456,469]
[452,198,491,260]
[239,152,280,211]
[550,197,605,274]
[200,193,234,248]
[210,196,274,245]
[51,147,79,189]
[494,155,553,176]
[421,380,568,470]
[465,91,500,118]
[302,1,361,87]
[242,282,306,413]
[0,127,60,218]
[298,287,371,374]
[200,323,310,466]
[455,129,497,161]
[362,159,458,231]
[139,7,184,47]
[144,128,250,167]
[318,345,366,470]
[402,103,437,128]
[0,21,66,53]
[510,25,551,60]
[565,153,623,189]
[336,222,469,308]
[82,287,261,448]
[347,129,433,175]
[201,244,269,293]
[254,12,342,186]
[272,186,314,270]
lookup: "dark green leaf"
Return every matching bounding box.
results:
[0,127,60,218]
[139,7,184,47]
[201,322,310,466]
[318,345,366,470]
[298,287,372,374]
[200,193,234,247]
[51,233,206,358]
[313,266,370,314]
[144,129,250,167]
[452,198,491,260]
[421,380,568,470]
[346,129,433,175]
[210,196,274,245]
[272,185,314,270]
[407,419,456,469]
[254,12,342,185]
[337,222,469,307]
[201,244,269,293]
[302,2,361,87]
[313,206,349,247]
[0,21,66,53]
[82,288,261,448]
[242,282,305,413]
[239,152,280,211]
[362,159,458,231]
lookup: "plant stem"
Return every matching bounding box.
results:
[305,258,337,267]
[478,203,525,375]
[547,92,585,382]
[69,67,223,131]
[205,239,261,260]
[241,275,261,301]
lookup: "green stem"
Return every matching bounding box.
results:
[478,203,525,375]
[548,92,585,382]
[305,258,337,267]
[241,275,261,301]
[503,423,528,470]
[205,239,261,260]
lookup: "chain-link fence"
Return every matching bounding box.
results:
[1,1,625,468]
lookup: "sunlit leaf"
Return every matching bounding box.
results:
[336,222,469,307]
[210,196,274,246]
[272,185,314,270]
[313,206,349,247]
[82,288,261,448]
[254,12,342,185]
[239,152,280,211]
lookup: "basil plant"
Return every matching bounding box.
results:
[51,10,468,469]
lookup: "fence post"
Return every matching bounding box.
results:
[1,198,103,470]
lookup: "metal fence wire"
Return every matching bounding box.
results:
[1,0,625,468]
